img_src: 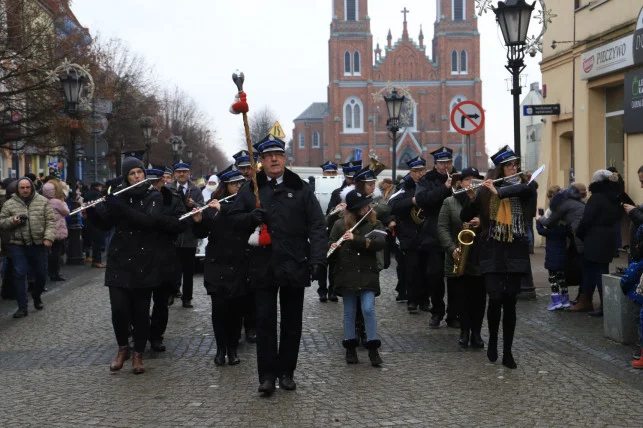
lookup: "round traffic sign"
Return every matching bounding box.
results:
[450,100,485,135]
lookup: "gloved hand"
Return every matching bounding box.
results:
[104,194,123,210]
[250,208,267,227]
[309,264,326,282]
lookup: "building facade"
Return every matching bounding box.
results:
[292,0,487,173]
[520,82,544,173]
[539,1,643,209]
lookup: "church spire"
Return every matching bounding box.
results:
[401,7,410,41]
[387,29,392,48]
[418,25,424,48]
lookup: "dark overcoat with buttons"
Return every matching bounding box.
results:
[193,199,248,297]
[229,168,327,289]
[87,184,184,289]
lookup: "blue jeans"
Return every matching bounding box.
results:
[343,291,377,341]
[10,245,47,310]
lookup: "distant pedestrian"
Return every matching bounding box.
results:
[41,182,69,282]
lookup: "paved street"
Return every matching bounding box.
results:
[1,249,642,427]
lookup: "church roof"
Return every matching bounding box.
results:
[294,103,329,121]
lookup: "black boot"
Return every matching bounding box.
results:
[227,346,240,365]
[458,330,469,349]
[32,295,43,310]
[502,351,517,369]
[13,308,28,319]
[214,348,226,366]
[365,340,383,367]
[470,331,485,349]
[342,339,359,364]
[487,335,498,362]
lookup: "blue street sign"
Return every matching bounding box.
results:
[354,148,362,161]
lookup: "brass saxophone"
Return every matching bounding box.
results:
[452,222,475,276]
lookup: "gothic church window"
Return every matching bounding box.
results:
[299,132,305,148]
[451,50,458,74]
[453,0,464,21]
[343,98,363,133]
[312,131,320,148]
[344,51,351,75]
[460,50,468,74]
[353,51,361,75]
[345,0,357,21]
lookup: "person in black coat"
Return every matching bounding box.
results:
[229,135,327,395]
[623,165,643,263]
[573,169,624,316]
[461,146,537,369]
[389,159,428,313]
[147,169,188,352]
[326,160,361,215]
[83,182,107,267]
[193,165,247,367]
[414,147,456,328]
[87,156,179,375]
[317,160,341,302]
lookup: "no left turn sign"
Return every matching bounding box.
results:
[450,100,485,135]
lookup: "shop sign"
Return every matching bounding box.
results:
[624,67,643,134]
[581,35,633,80]
[634,7,643,65]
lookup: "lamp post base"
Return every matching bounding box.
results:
[66,216,85,265]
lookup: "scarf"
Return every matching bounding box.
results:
[489,194,525,242]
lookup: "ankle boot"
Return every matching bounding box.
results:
[214,349,226,366]
[570,293,594,312]
[110,346,130,372]
[227,347,240,365]
[470,331,485,349]
[487,335,498,362]
[365,340,383,367]
[458,330,469,348]
[132,352,145,374]
[502,350,517,369]
[342,339,359,364]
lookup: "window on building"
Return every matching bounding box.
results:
[298,132,305,149]
[453,0,464,21]
[353,51,360,75]
[312,131,320,148]
[451,50,458,74]
[605,85,624,176]
[343,97,364,133]
[449,95,467,132]
[460,50,468,74]
[346,0,357,21]
[344,51,351,75]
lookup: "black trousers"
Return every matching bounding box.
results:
[174,247,196,302]
[47,240,63,278]
[484,274,520,353]
[254,285,305,383]
[406,250,447,316]
[317,260,336,296]
[108,287,152,353]
[243,291,256,333]
[449,275,486,334]
[211,294,244,354]
[393,243,406,297]
[150,281,172,342]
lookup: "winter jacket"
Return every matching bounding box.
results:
[576,180,622,264]
[539,185,586,254]
[168,180,204,248]
[0,178,56,246]
[388,178,421,250]
[155,186,188,277]
[437,193,481,277]
[619,257,643,305]
[87,184,185,289]
[535,216,568,271]
[627,204,643,262]
[229,169,327,289]
[461,181,537,277]
[415,168,454,250]
[328,217,386,297]
[41,182,69,241]
[194,199,248,297]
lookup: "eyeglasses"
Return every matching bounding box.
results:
[503,161,519,168]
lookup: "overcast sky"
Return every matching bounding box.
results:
[73,0,543,161]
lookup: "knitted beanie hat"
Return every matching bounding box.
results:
[122,156,145,179]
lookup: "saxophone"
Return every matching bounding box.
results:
[452,222,475,276]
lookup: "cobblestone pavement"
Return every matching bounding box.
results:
[1,249,642,427]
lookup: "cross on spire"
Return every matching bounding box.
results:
[401,7,410,23]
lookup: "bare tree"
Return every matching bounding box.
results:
[239,106,279,149]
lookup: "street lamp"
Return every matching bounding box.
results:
[170,136,182,164]
[138,116,153,166]
[493,0,535,160]
[384,88,405,182]
[186,147,193,161]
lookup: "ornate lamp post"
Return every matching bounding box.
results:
[50,60,94,265]
[493,0,535,160]
[138,116,153,166]
[384,88,405,182]
[170,136,182,164]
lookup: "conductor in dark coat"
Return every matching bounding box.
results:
[229,135,327,395]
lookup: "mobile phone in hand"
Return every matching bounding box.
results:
[538,208,544,216]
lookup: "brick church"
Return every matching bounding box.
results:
[291,0,487,172]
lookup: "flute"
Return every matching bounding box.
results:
[179,194,236,221]
[327,207,374,258]
[327,203,346,217]
[68,178,154,216]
